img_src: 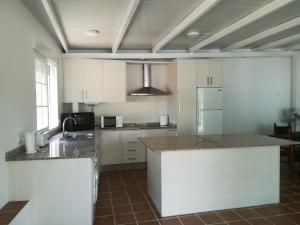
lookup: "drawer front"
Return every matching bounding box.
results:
[123,154,139,163]
[123,146,139,155]
[122,130,140,138]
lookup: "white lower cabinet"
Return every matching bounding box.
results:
[122,130,141,163]
[101,131,122,165]
[100,129,173,165]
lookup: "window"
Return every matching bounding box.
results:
[35,57,59,131]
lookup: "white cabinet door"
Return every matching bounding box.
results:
[167,130,178,136]
[197,59,222,87]
[101,131,122,165]
[102,60,126,103]
[196,60,210,87]
[210,60,222,87]
[63,59,84,102]
[83,59,102,103]
[178,100,197,136]
[177,60,197,100]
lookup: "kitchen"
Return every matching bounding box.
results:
[1,0,300,225]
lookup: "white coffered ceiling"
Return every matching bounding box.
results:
[21,0,300,53]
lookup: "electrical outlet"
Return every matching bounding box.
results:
[17,133,24,145]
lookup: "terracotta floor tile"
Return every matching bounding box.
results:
[234,208,260,219]
[112,192,126,199]
[247,218,274,225]
[218,210,242,221]
[99,192,111,200]
[288,194,300,202]
[114,204,132,214]
[285,213,300,224]
[115,213,136,224]
[138,221,160,225]
[179,215,204,225]
[95,207,113,217]
[267,215,295,225]
[94,216,114,225]
[0,211,18,225]
[281,196,294,204]
[135,211,156,222]
[132,203,151,212]
[227,221,250,225]
[113,197,130,206]
[97,199,111,208]
[269,205,294,214]
[130,196,147,204]
[288,187,300,193]
[159,218,182,225]
[286,203,300,212]
[199,212,224,224]
[252,206,278,217]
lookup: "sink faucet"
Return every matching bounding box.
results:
[62,116,77,138]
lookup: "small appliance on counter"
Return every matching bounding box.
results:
[100,116,123,128]
[160,115,169,127]
[24,131,36,153]
[61,112,95,131]
[36,131,49,148]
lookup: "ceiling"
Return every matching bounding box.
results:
[21,0,300,53]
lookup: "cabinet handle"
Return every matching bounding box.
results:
[128,149,137,152]
[81,91,84,100]
[178,102,181,113]
[127,158,136,160]
[210,77,213,85]
[178,91,181,100]
[207,77,209,85]
[127,141,137,144]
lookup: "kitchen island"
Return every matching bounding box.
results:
[139,134,299,217]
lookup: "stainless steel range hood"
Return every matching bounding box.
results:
[129,64,170,96]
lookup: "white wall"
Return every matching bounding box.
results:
[0,0,62,207]
[223,57,291,135]
[81,64,169,123]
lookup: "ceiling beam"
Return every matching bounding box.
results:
[189,0,295,52]
[112,0,140,53]
[254,33,300,51]
[224,16,300,51]
[41,0,68,53]
[152,0,222,53]
[63,51,295,60]
[286,43,300,51]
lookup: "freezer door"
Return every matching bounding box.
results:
[197,88,223,110]
[197,110,223,135]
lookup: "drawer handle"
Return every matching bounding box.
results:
[128,158,136,160]
[128,149,137,152]
[127,141,137,144]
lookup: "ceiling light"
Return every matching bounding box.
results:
[84,29,100,36]
[187,31,200,38]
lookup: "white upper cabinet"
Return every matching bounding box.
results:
[63,59,84,102]
[83,59,102,103]
[102,60,126,103]
[63,59,126,103]
[197,59,222,87]
[177,60,197,101]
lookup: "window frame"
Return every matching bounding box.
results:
[34,54,59,132]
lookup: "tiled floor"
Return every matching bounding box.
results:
[94,169,300,225]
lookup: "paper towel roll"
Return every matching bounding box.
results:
[25,132,36,154]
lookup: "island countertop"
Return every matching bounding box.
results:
[6,131,96,161]
[139,134,299,152]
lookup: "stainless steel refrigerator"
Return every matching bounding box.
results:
[197,88,223,135]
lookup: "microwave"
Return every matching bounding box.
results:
[100,116,123,128]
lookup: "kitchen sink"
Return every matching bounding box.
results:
[59,133,94,142]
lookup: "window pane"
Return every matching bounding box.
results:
[41,84,48,106]
[48,64,59,129]
[41,62,48,84]
[36,107,43,131]
[42,107,49,129]
[35,60,42,83]
[36,83,42,106]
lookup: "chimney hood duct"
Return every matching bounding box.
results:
[129,64,170,96]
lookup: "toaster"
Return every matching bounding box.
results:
[36,131,49,147]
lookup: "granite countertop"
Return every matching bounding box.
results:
[139,134,300,152]
[6,131,96,161]
[96,122,177,131]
